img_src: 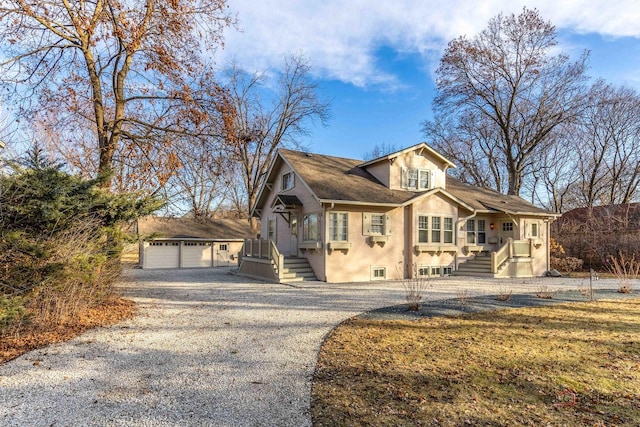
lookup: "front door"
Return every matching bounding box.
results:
[289,215,298,256]
[499,220,516,245]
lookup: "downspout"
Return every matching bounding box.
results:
[455,211,477,270]
[546,217,553,274]
[322,203,327,282]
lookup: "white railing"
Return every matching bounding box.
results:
[241,238,284,280]
[491,238,533,273]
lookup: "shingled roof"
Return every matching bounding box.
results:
[279,149,414,205]
[445,176,555,216]
[137,217,253,240]
[276,148,556,216]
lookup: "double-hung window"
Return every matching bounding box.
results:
[419,215,454,244]
[282,172,294,190]
[363,213,389,236]
[329,212,348,241]
[444,218,453,244]
[466,219,486,244]
[303,213,319,241]
[431,217,441,243]
[403,168,431,190]
[418,215,429,243]
[477,220,486,244]
[370,214,384,234]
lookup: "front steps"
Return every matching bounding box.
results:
[454,253,495,277]
[279,257,317,283]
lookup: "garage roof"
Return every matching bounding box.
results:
[137,217,254,240]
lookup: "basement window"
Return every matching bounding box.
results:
[371,266,386,280]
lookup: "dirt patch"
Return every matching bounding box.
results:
[0,297,135,364]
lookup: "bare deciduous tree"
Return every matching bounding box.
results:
[574,81,640,207]
[424,7,589,196]
[169,135,234,219]
[219,55,330,232]
[0,0,233,189]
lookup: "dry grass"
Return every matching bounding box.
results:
[312,299,640,427]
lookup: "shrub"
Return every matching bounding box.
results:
[605,252,639,294]
[0,158,161,335]
[495,288,512,301]
[550,256,583,273]
[403,277,429,311]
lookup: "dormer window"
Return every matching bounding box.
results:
[282,172,294,190]
[402,168,431,190]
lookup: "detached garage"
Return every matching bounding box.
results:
[137,217,253,269]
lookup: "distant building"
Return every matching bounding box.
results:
[137,216,254,269]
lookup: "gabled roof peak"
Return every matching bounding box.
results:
[357,142,456,169]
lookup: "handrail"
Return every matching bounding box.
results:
[269,239,284,280]
[491,238,512,273]
[491,238,533,273]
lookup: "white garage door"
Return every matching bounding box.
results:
[144,241,180,269]
[182,242,213,268]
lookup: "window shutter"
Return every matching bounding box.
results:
[430,170,435,189]
[385,214,392,235]
[363,213,371,235]
[401,167,407,189]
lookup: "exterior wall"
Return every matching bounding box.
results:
[365,161,391,187]
[409,193,459,274]
[387,149,448,190]
[237,258,279,282]
[324,204,405,283]
[259,159,323,274]
[520,216,550,276]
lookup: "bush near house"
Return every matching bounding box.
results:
[549,238,583,274]
[0,161,160,361]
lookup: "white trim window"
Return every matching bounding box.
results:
[417,215,454,244]
[402,168,431,190]
[303,213,320,241]
[418,215,429,243]
[329,212,348,241]
[431,217,441,243]
[371,266,386,279]
[282,171,294,190]
[419,265,453,277]
[417,265,430,277]
[466,219,486,244]
[363,213,391,236]
[444,217,454,244]
[267,217,276,241]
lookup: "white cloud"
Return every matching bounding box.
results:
[218,0,640,87]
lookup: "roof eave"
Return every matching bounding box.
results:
[319,199,402,208]
[357,142,457,169]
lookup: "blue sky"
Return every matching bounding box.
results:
[219,0,640,160]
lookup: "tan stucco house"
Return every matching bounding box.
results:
[237,143,559,283]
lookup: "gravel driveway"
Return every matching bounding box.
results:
[0,269,621,426]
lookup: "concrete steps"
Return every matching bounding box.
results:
[280,257,317,283]
[454,253,495,277]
